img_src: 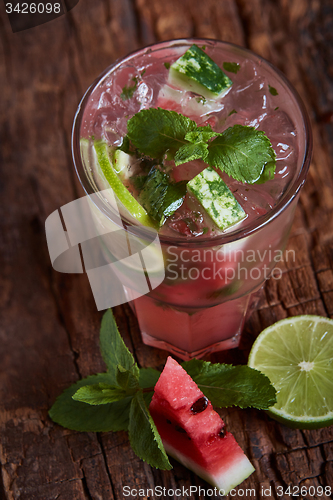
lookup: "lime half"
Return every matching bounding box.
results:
[248,315,333,429]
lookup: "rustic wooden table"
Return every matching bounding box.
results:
[1,0,333,498]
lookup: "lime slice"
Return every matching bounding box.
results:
[248,315,333,429]
[93,141,156,229]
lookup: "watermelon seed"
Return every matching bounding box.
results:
[190,396,208,414]
[219,426,226,438]
[166,419,172,424]
[175,425,187,434]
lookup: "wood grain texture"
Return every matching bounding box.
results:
[0,0,333,498]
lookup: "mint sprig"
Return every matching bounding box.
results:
[182,358,277,409]
[49,310,170,469]
[124,108,276,184]
[49,310,276,470]
[127,108,197,159]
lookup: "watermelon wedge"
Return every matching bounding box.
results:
[149,357,255,494]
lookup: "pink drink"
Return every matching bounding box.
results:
[73,39,311,360]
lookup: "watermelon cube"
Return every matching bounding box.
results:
[149,357,255,494]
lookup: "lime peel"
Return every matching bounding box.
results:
[248,315,333,429]
[93,141,157,229]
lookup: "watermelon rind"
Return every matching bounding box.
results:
[164,442,255,494]
[187,166,246,230]
[168,44,233,99]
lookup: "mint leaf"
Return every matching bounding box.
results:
[255,160,276,184]
[116,365,140,392]
[223,62,241,74]
[182,359,277,409]
[129,391,172,470]
[100,309,139,383]
[118,135,131,154]
[173,125,217,165]
[174,142,208,165]
[131,174,148,191]
[139,367,161,406]
[139,367,161,388]
[269,84,278,96]
[126,108,197,159]
[121,77,139,100]
[140,167,187,225]
[185,126,216,143]
[72,383,128,405]
[49,373,132,432]
[206,124,276,183]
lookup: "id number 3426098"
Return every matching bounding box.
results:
[5,3,61,14]
[276,485,331,497]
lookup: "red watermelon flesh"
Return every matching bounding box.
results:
[149,357,255,494]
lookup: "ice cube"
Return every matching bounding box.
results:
[259,110,297,161]
[136,81,154,109]
[181,92,225,119]
[230,77,270,117]
[156,84,184,112]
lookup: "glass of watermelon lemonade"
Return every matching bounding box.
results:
[72,39,312,360]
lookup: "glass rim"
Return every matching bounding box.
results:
[72,37,312,248]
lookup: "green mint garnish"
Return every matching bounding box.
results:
[140,167,187,226]
[99,307,139,381]
[182,359,277,409]
[48,372,133,432]
[121,77,139,100]
[72,383,131,405]
[124,108,276,184]
[131,174,148,191]
[49,310,276,470]
[164,62,170,69]
[206,124,276,184]
[223,62,241,74]
[255,160,276,184]
[127,108,197,159]
[228,109,237,116]
[129,391,171,470]
[269,85,278,96]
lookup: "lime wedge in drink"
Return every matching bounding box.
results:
[93,141,156,229]
[248,315,333,429]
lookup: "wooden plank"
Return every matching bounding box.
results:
[0,0,333,498]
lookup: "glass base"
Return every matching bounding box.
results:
[131,294,250,360]
[141,329,241,361]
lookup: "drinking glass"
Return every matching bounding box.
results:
[72,39,312,360]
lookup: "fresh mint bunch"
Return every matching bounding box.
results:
[49,310,276,470]
[49,309,169,470]
[123,108,276,184]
